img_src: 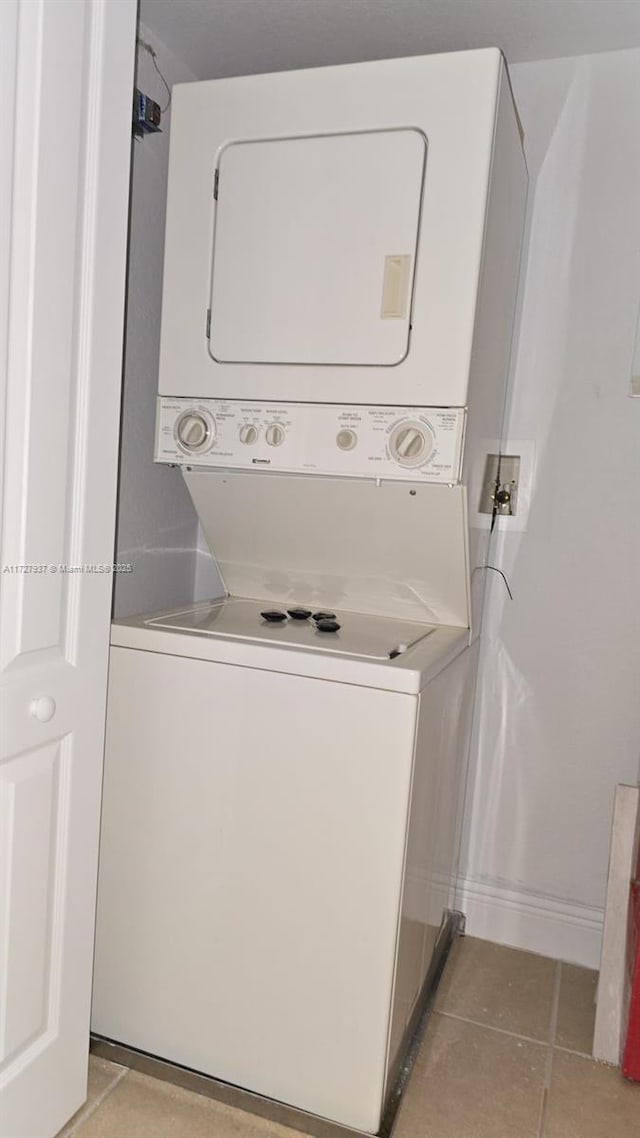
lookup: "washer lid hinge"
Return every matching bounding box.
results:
[213,168,219,199]
[206,308,211,338]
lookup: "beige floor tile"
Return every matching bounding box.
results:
[434,935,557,1041]
[555,963,598,1054]
[56,1056,125,1137]
[544,1051,640,1137]
[395,1012,547,1138]
[72,1069,310,1138]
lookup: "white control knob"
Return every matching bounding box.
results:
[175,410,214,453]
[30,696,56,723]
[336,429,358,452]
[265,423,285,447]
[239,424,258,445]
[389,421,434,468]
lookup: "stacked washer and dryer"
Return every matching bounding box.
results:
[91,49,527,1136]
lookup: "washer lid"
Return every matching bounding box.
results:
[145,597,436,661]
[209,129,426,367]
[183,469,470,627]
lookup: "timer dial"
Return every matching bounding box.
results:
[265,423,285,447]
[239,424,258,445]
[175,409,214,454]
[389,420,434,468]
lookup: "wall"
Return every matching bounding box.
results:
[460,48,640,968]
[113,25,220,618]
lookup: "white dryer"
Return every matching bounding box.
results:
[158,48,525,410]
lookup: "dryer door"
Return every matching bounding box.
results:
[209,129,426,367]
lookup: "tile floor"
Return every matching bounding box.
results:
[56,936,640,1138]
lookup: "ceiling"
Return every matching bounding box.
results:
[139,0,640,80]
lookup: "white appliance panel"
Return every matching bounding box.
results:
[210,130,425,366]
[156,398,465,484]
[158,50,509,405]
[385,643,476,1084]
[93,646,419,1132]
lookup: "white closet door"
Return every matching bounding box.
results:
[210,129,426,366]
[0,2,135,1136]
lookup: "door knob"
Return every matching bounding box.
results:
[30,696,57,723]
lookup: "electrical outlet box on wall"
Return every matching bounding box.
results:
[478,453,521,517]
[470,439,535,533]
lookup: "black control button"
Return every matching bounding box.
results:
[287,608,312,620]
[312,612,336,622]
[316,619,340,633]
[260,610,287,623]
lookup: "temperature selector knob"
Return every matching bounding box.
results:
[265,423,285,447]
[389,420,434,468]
[174,409,215,454]
[239,424,258,445]
[336,428,358,452]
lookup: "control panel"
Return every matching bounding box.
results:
[155,399,465,483]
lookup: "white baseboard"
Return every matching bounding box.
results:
[456,876,603,969]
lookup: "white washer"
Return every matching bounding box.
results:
[92,597,474,1133]
[92,427,476,1132]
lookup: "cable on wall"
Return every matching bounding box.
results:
[136,35,171,112]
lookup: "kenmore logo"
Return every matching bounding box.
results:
[252,458,271,465]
